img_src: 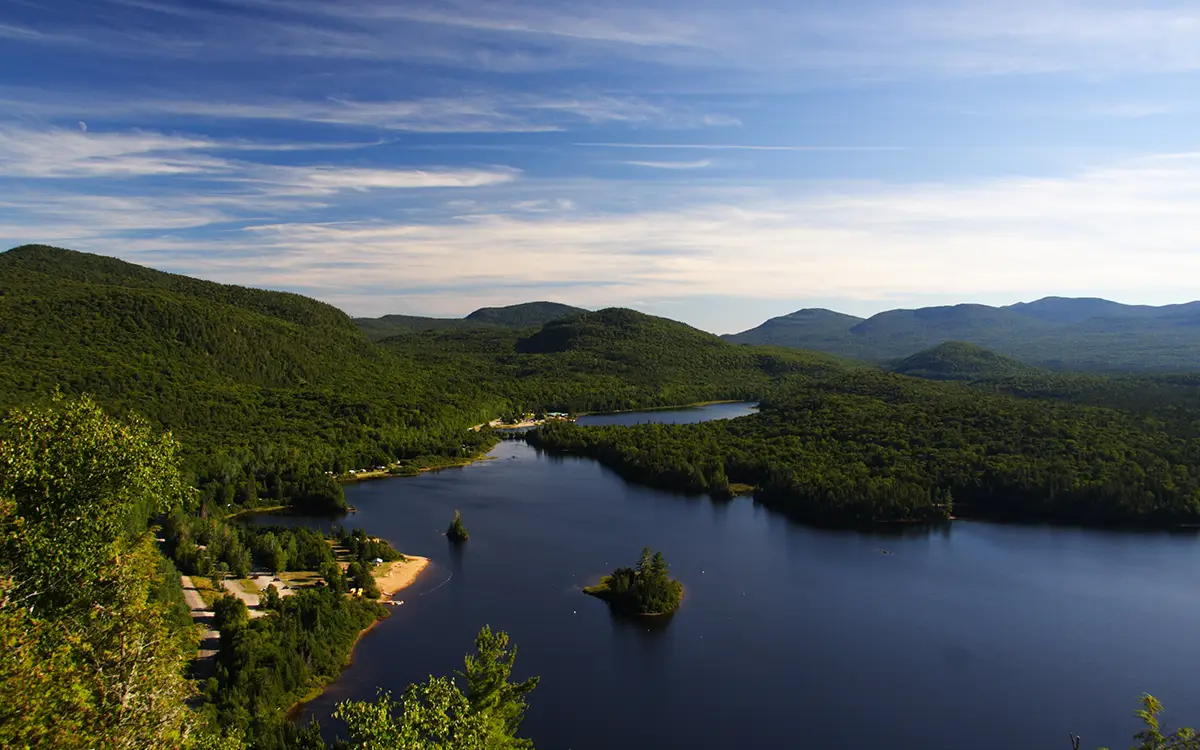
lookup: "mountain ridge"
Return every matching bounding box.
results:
[354,301,587,340]
[725,296,1200,371]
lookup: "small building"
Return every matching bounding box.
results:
[371,557,384,565]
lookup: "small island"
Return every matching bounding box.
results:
[583,547,683,616]
[446,509,470,542]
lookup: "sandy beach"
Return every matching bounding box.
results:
[374,555,430,597]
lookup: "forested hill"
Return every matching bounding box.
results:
[724,297,1200,371]
[10,244,1200,530]
[531,367,1200,526]
[0,244,506,512]
[891,342,1040,381]
[0,246,840,512]
[354,300,585,340]
[466,301,586,326]
[381,308,853,414]
[2,244,351,329]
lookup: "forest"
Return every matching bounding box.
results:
[0,395,544,750]
[530,367,1200,526]
[4,245,1200,748]
[0,245,835,518]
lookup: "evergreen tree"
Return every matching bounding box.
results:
[461,626,540,749]
[447,510,470,542]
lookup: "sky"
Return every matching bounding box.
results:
[2,0,1200,333]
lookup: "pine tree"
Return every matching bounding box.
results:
[447,509,470,542]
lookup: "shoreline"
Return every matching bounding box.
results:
[286,553,431,720]
[374,555,430,597]
[582,583,685,617]
[574,399,755,417]
[338,453,495,484]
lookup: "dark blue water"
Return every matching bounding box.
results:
[575,401,759,426]
[288,403,1200,750]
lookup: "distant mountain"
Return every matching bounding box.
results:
[721,308,864,348]
[725,297,1200,371]
[379,307,849,413]
[354,301,586,340]
[1007,296,1200,324]
[891,342,1040,381]
[517,308,724,355]
[465,301,585,327]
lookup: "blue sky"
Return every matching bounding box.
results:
[2,0,1200,333]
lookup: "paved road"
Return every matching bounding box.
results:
[249,573,296,598]
[218,578,267,618]
[180,575,219,676]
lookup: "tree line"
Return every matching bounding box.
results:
[530,368,1200,526]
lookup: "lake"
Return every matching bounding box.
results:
[288,402,1200,749]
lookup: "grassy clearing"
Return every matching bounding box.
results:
[278,571,322,589]
[191,576,221,607]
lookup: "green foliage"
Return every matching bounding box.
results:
[354,302,585,342]
[204,588,385,747]
[891,341,1040,381]
[213,593,250,634]
[460,626,539,749]
[465,302,585,327]
[584,547,683,615]
[347,561,381,599]
[0,396,194,749]
[335,626,537,750]
[338,527,403,564]
[1097,695,1199,750]
[354,314,476,340]
[532,368,1200,526]
[0,245,504,517]
[335,680,489,750]
[447,510,470,542]
[382,308,850,416]
[261,583,282,611]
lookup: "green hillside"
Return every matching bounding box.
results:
[352,313,470,340]
[383,308,852,414]
[725,298,1200,371]
[721,308,865,346]
[532,367,1200,526]
[354,301,586,341]
[892,341,1040,381]
[0,245,504,512]
[465,300,585,326]
[8,245,1200,531]
[0,246,842,509]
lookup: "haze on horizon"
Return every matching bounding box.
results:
[2,0,1200,334]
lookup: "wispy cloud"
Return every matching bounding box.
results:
[11,149,1200,323]
[0,126,518,194]
[0,89,726,134]
[582,143,906,152]
[12,0,1200,76]
[622,159,712,169]
[251,165,519,196]
[0,127,227,178]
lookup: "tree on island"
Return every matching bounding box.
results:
[447,509,470,542]
[583,547,683,615]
